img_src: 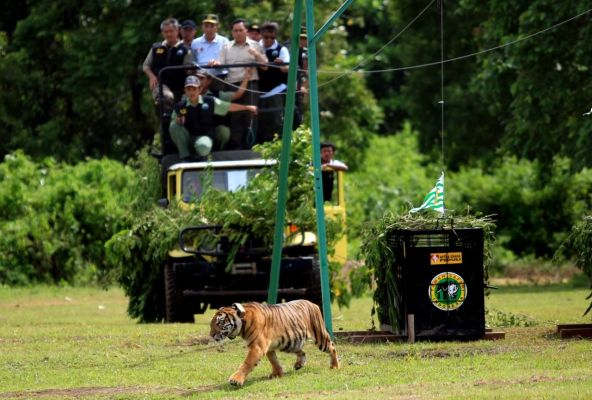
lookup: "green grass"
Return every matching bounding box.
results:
[0,285,591,399]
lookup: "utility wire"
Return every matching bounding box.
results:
[199,6,592,94]
[319,0,436,87]
[317,6,592,82]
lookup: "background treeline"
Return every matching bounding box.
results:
[1,0,591,287]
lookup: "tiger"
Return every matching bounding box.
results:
[210,299,340,387]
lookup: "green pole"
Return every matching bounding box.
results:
[312,0,355,42]
[305,0,333,336]
[267,0,303,304]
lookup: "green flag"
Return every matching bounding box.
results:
[410,172,445,213]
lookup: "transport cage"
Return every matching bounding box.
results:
[383,228,485,340]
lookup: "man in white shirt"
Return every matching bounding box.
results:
[191,14,229,69]
[321,142,348,171]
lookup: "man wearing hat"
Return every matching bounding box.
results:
[181,19,197,49]
[247,24,261,42]
[191,14,229,68]
[169,75,258,160]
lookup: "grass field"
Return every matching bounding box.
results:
[0,284,591,399]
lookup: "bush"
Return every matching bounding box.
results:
[0,151,138,285]
[347,126,592,268]
[556,215,592,315]
[450,157,592,259]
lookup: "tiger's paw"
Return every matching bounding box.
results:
[294,357,307,370]
[269,369,284,379]
[228,372,245,387]
[294,351,307,370]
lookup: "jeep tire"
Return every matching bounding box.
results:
[164,262,195,323]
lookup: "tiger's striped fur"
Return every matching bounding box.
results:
[210,299,340,386]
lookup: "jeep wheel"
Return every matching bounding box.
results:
[164,262,195,323]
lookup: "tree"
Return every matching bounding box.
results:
[0,0,382,165]
[463,0,592,170]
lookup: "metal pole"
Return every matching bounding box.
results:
[267,0,304,304]
[312,0,355,42]
[306,0,334,336]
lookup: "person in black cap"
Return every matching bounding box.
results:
[181,19,197,49]
[247,23,261,42]
[195,68,253,150]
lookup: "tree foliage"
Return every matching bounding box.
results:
[0,0,382,165]
[556,216,592,315]
[0,151,139,285]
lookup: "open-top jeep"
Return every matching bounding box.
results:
[159,151,347,322]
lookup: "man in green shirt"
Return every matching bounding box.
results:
[170,75,257,160]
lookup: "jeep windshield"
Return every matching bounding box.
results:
[181,168,263,202]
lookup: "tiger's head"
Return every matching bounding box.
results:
[210,303,245,342]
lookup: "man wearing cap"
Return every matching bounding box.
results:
[215,19,268,149]
[195,68,252,152]
[143,18,194,154]
[247,24,261,42]
[191,14,229,68]
[181,19,197,49]
[170,75,258,160]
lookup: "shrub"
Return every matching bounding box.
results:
[0,151,137,285]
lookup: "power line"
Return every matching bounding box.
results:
[317,6,592,83]
[200,6,592,94]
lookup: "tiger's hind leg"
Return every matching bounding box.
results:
[326,340,339,369]
[266,350,284,379]
[315,332,340,369]
[294,350,307,370]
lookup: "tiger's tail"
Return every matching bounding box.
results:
[308,302,340,369]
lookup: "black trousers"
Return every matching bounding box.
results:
[226,80,259,150]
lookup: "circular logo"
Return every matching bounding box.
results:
[201,103,209,111]
[429,272,466,311]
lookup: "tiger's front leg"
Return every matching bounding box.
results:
[229,345,266,387]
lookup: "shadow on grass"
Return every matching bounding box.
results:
[181,373,293,396]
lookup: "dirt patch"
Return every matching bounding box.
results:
[0,384,224,398]
[385,345,507,359]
